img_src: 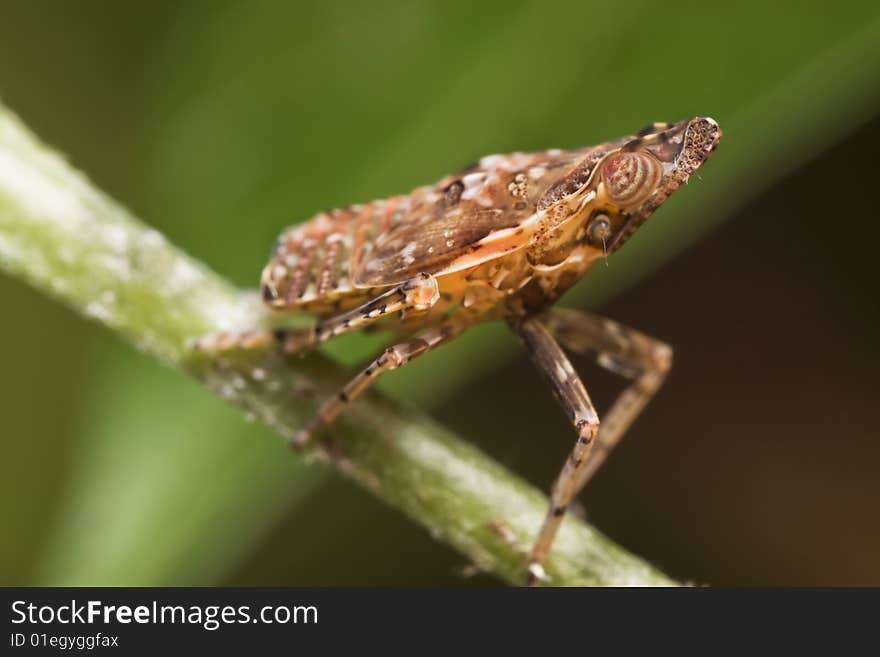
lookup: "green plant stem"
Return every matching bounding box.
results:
[0,102,675,586]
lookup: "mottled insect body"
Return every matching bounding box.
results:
[200,117,722,584]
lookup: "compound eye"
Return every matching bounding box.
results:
[587,214,612,246]
[601,152,662,207]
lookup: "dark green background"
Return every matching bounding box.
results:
[1,1,878,585]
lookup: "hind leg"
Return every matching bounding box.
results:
[191,273,439,355]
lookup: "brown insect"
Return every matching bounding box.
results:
[198,117,722,584]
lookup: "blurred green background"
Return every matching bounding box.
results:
[1,1,879,585]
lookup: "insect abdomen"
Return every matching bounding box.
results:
[261,196,412,310]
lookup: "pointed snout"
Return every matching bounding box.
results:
[677,116,722,172]
[686,116,722,151]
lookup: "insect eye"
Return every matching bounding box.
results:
[587,214,612,246]
[601,152,662,207]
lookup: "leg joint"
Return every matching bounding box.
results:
[575,418,599,445]
[403,273,440,311]
[651,342,673,372]
[379,347,406,370]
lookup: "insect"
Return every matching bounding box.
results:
[197,117,721,584]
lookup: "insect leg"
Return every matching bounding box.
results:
[541,307,672,495]
[509,316,600,585]
[192,273,440,355]
[297,272,440,351]
[190,329,276,353]
[291,320,462,448]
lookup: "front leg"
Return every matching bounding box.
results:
[542,308,672,494]
[509,316,601,585]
